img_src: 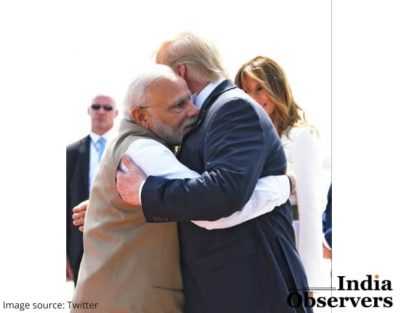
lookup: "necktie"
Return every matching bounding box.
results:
[96,137,106,161]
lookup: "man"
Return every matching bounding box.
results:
[66,95,118,285]
[72,65,290,313]
[117,33,311,313]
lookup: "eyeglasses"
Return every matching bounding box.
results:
[91,104,114,111]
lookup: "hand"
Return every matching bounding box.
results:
[72,200,89,232]
[66,259,74,282]
[323,242,332,260]
[116,155,147,206]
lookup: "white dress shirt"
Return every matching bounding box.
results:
[89,130,113,190]
[125,138,290,230]
[192,79,225,108]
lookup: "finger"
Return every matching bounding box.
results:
[72,213,86,222]
[73,217,84,226]
[121,155,136,170]
[116,171,123,187]
[119,193,128,202]
[79,226,84,232]
[72,216,84,225]
[72,214,86,221]
[73,203,87,213]
[116,173,129,193]
[116,170,124,181]
[72,211,85,218]
[73,207,85,214]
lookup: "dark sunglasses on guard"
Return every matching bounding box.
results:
[91,104,114,111]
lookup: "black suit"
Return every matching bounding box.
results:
[142,81,311,313]
[66,135,90,285]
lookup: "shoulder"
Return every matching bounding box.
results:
[219,87,261,111]
[67,135,90,153]
[209,88,272,128]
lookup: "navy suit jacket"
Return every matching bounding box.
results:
[323,185,332,248]
[142,80,311,313]
[66,136,90,285]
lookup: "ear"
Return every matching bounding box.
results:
[175,63,187,79]
[131,107,149,128]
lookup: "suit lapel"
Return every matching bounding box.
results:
[78,135,90,196]
[177,80,236,158]
[193,80,236,132]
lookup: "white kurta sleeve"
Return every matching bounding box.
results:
[290,128,324,286]
[125,138,290,229]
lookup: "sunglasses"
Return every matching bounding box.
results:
[91,104,114,111]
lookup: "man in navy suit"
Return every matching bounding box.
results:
[67,95,118,285]
[117,33,311,313]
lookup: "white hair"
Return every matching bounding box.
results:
[123,64,178,118]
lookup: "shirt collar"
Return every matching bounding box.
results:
[193,79,225,109]
[90,129,113,143]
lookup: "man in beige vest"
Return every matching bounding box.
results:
[71,65,198,313]
[71,64,291,313]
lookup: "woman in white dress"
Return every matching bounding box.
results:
[235,56,324,287]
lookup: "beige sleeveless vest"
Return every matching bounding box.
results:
[71,119,183,313]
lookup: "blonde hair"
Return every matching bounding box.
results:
[235,56,305,137]
[156,32,228,83]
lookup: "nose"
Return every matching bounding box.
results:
[187,101,200,118]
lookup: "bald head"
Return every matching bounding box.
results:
[92,95,115,106]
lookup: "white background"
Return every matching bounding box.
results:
[0,0,398,312]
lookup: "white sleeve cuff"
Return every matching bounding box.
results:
[192,175,290,230]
